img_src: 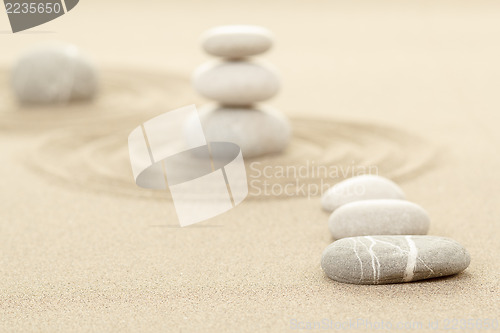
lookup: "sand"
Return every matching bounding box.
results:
[0,0,499,332]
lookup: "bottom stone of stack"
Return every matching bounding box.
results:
[185,104,291,158]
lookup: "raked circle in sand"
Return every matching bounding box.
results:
[0,68,437,200]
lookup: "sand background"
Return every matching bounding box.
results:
[1,0,499,332]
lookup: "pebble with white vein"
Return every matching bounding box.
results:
[321,235,470,284]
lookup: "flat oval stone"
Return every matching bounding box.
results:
[193,60,280,105]
[321,235,470,284]
[321,175,405,212]
[201,25,274,58]
[184,105,290,158]
[329,199,430,239]
[12,43,98,104]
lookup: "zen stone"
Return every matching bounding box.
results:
[321,235,470,285]
[201,25,274,58]
[12,43,98,104]
[193,60,280,105]
[321,175,405,212]
[329,199,430,239]
[184,105,291,158]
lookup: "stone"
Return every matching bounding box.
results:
[328,199,430,239]
[201,25,274,58]
[184,105,291,158]
[193,60,280,105]
[321,175,405,212]
[12,43,98,104]
[321,235,470,284]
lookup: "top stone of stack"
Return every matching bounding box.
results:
[201,25,274,58]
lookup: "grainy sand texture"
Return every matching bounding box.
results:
[0,0,499,332]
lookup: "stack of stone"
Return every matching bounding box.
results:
[188,25,291,158]
[319,175,471,285]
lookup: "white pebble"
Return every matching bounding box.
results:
[193,60,280,105]
[328,199,430,239]
[201,25,274,58]
[11,43,98,104]
[184,105,290,158]
[321,175,405,212]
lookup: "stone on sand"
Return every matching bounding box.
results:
[321,235,470,284]
[12,43,98,104]
[184,105,291,158]
[321,175,405,212]
[328,199,430,239]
